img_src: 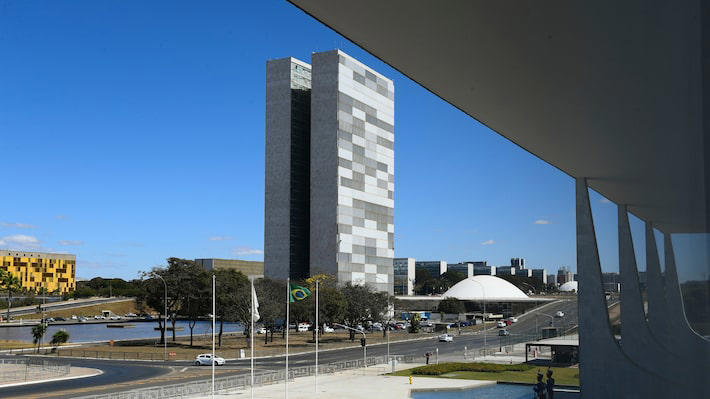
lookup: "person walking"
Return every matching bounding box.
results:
[425,352,431,365]
[546,368,555,399]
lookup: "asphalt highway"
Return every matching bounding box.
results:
[2,298,577,398]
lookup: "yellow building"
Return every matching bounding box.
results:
[1,250,76,293]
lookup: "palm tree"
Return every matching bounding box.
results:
[1,270,22,323]
[32,322,47,353]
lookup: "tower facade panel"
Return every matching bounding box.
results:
[311,50,394,294]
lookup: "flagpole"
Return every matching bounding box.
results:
[315,279,319,392]
[250,277,255,399]
[212,274,216,399]
[285,277,289,399]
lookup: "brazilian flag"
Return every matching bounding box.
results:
[289,283,311,302]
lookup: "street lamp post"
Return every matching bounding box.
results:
[151,273,168,361]
[334,323,367,367]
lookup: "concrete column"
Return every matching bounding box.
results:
[663,234,710,348]
[618,206,690,388]
[576,178,659,398]
[644,222,670,344]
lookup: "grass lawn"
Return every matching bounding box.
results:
[391,364,579,387]
[0,340,35,349]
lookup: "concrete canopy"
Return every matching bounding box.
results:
[289,1,708,233]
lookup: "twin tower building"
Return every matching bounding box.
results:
[265,50,394,294]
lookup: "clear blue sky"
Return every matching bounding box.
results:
[1,1,707,282]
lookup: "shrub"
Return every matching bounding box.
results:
[410,362,533,375]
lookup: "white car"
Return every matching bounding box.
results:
[322,325,335,333]
[194,354,225,366]
[555,311,565,318]
[496,321,506,328]
[256,327,267,334]
[509,317,518,323]
[438,334,454,342]
[297,324,309,332]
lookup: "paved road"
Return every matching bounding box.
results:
[3,298,577,398]
[1,297,134,318]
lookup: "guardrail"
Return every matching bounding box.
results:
[0,356,70,384]
[73,354,417,399]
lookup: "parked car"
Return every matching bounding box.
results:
[54,317,66,322]
[504,320,513,326]
[322,325,335,333]
[297,324,309,332]
[45,317,55,323]
[71,315,78,320]
[496,321,506,328]
[194,354,225,366]
[438,334,454,342]
[125,313,137,318]
[498,329,510,336]
[78,316,88,322]
[109,315,122,320]
[555,311,565,318]
[256,327,267,334]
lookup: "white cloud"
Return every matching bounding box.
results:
[58,240,84,246]
[0,234,41,248]
[232,246,264,255]
[209,236,233,241]
[480,239,495,246]
[1,222,37,229]
[600,198,612,204]
[534,219,551,225]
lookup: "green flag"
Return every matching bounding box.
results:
[289,283,311,303]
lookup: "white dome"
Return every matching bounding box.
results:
[442,275,529,301]
[559,281,578,292]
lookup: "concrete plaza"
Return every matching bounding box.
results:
[195,365,494,399]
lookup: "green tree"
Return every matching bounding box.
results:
[50,330,70,350]
[31,322,47,353]
[440,270,466,288]
[254,278,286,344]
[438,297,464,314]
[139,258,193,343]
[213,268,250,348]
[369,291,391,338]
[1,270,22,323]
[341,283,372,341]
[409,313,421,333]
[182,267,210,346]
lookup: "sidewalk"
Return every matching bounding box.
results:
[193,366,494,399]
[0,366,102,388]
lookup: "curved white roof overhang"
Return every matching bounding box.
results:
[289,1,708,234]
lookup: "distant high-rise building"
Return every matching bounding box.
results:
[497,266,516,276]
[415,261,447,278]
[602,272,620,292]
[265,50,395,294]
[548,274,558,286]
[557,266,574,285]
[511,257,526,269]
[447,262,473,278]
[194,258,264,278]
[531,268,548,284]
[393,257,415,295]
